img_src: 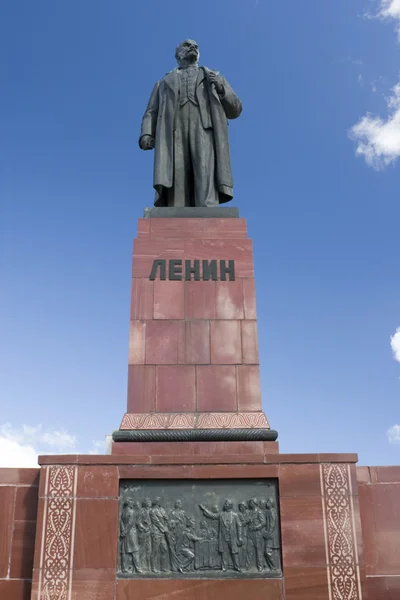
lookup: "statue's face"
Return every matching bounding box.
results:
[143,498,152,508]
[223,500,232,511]
[175,500,182,509]
[249,498,257,509]
[239,503,246,513]
[176,39,199,65]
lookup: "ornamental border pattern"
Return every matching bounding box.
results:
[37,465,78,600]
[120,411,270,430]
[320,464,363,600]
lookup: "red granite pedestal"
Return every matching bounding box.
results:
[30,453,366,600]
[26,213,373,599]
[115,213,276,452]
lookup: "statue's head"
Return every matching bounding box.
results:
[175,39,200,68]
[238,501,247,513]
[143,498,152,508]
[223,499,233,512]
[132,500,140,510]
[187,517,196,529]
[154,497,162,507]
[200,520,208,529]
[267,499,275,509]
[248,498,258,509]
[259,499,267,510]
[174,499,182,509]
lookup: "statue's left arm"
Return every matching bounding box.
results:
[216,75,242,120]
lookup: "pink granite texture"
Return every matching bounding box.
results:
[127,218,262,414]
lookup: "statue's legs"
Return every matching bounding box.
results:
[167,102,219,207]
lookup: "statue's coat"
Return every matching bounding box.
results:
[140,67,242,206]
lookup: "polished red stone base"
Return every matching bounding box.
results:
[1,456,399,599]
[127,217,264,417]
[28,451,365,600]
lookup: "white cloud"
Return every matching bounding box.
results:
[0,436,39,468]
[88,439,106,455]
[379,0,400,20]
[391,327,400,362]
[0,423,78,467]
[387,424,400,443]
[377,0,400,39]
[41,430,77,449]
[0,423,107,467]
[349,83,400,168]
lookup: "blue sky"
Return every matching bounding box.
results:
[1,0,399,466]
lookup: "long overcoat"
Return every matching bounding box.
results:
[140,67,242,206]
[120,506,139,553]
[218,511,242,555]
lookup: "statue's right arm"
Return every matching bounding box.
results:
[199,505,218,520]
[139,82,160,149]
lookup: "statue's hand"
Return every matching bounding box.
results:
[209,71,224,95]
[139,135,155,150]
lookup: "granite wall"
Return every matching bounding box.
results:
[0,463,399,599]
[357,465,400,600]
[0,468,39,600]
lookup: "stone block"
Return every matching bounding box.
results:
[10,520,36,579]
[127,365,156,413]
[14,485,39,522]
[241,321,259,364]
[70,568,116,600]
[279,464,322,497]
[216,280,244,319]
[154,279,185,319]
[184,238,253,277]
[365,575,400,600]
[359,482,400,575]
[117,578,283,599]
[156,366,196,412]
[73,499,119,570]
[148,217,248,240]
[284,567,330,600]
[128,320,146,364]
[130,277,154,320]
[179,321,210,364]
[210,321,242,364]
[185,280,216,319]
[0,580,31,600]
[145,320,179,364]
[76,466,119,499]
[0,468,39,486]
[196,365,237,411]
[280,496,326,568]
[132,238,185,278]
[243,277,257,319]
[0,487,15,577]
[237,365,262,411]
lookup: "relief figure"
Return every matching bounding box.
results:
[200,499,243,572]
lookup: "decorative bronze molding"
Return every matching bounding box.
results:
[113,428,278,442]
